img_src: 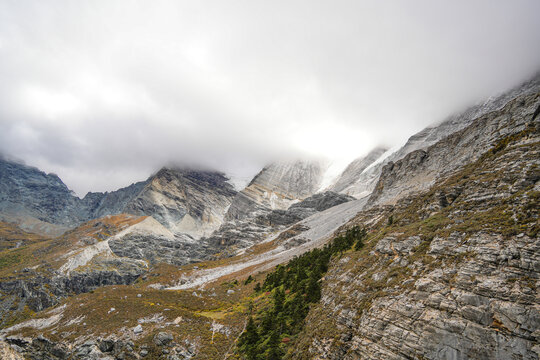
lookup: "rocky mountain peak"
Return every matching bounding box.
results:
[153,166,237,196]
[123,167,237,238]
[327,74,540,202]
[0,157,80,234]
[328,147,388,197]
[225,159,326,221]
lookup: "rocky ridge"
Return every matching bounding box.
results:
[289,90,540,359]
[123,168,237,238]
[329,74,540,200]
[225,160,326,221]
[0,162,237,240]
[368,90,540,206]
[0,77,538,359]
[204,191,354,256]
[328,147,387,196]
[201,160,333,254]
[0,157,81,235]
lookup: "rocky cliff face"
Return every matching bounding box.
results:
[290,91,540,359]
[0,161,237,239]
[0,158,80,235]
[90,167,238,240]
[328,147,387,197]
[123,168,237,238]
[204,191,354,255]
[0,157,149,236]
[260,191,355,227]
[107,216,210,265]
[368,90,540,207]
[225,160,326,221]
[80,181,147,220]
[329,74,540,201]
[202,160,329,255]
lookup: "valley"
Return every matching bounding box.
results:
[0,75,538,359]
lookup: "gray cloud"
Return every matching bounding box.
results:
[1,0,539,195]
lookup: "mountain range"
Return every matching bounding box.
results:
[0,74,538,359]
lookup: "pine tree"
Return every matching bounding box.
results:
[261,311,274,334]
[266,330,282,360]
[242,317,259,345]
[239,317,260,360]
[273,288,285,314]
[239,224,371,359]
[354,227,367,250]
[290,294,306,331]
[267,346,282,360]
[306,275,321,302]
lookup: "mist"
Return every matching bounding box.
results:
[1,0,539,196]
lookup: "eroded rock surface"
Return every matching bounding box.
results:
[0,161,237,239]
[330,74,540,201]
[291,92,540,359]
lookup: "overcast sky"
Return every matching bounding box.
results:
[1,0,539,196]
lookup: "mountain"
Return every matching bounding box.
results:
[205,190,355,253]
[292,90,540,359]
[0,165,238,330]
[200,160,331,253]
[0,156,147,235]
[0,161,237,239]
[121,168,237,238]
[79,182,147,221]
[365,75,539,208]
[205,75,540,256]
[327,147,387,197]
[0,158,81,235]
[0,75,538,359]
[225,160,327,221]
[328,74,540,200]
[170,82,540,292]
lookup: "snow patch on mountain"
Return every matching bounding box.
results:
[317,157,355,193]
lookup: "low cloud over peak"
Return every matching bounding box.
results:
[1,0,539,196]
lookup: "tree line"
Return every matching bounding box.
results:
[237,225,367,359]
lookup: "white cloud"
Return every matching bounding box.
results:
[0,0,539,196]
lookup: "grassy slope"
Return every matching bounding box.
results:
[0,214,146,277]
[1,261,275,359]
